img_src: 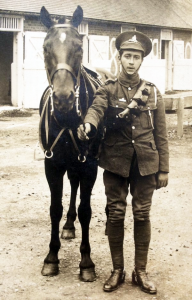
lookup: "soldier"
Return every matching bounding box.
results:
[78,31,169,294]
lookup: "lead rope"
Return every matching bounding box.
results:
[75,66,82,116]
[39,65,88,162]
[45,68,54,114]
[71,65,88,162]
[38,87,68,158]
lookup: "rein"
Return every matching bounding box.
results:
[39,23,101,162]
[45,63,81,117]
[39,66,100,162]
[39,85,86,161]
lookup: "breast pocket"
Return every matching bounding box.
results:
[140,105,157,129]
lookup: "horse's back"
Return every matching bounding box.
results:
[83,63,116,84]
[95,67,116,82]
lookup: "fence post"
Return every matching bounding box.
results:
[177,97,184,137]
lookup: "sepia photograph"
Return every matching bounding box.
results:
[0,1,192,299]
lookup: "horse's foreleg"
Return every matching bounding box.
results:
[61,175,79,239]
[78,164,97,282]
[41,160,65,276]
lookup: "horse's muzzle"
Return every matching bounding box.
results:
[53,92,75,113]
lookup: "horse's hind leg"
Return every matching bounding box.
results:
[41,160,65,276]
[61,173,79,239]
[78,162,97,282]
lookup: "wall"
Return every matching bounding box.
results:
[137,25,161,58]
[173,29,192,46]
[173,29,192,59]
[24,15,46,32]
[21,15,192,107]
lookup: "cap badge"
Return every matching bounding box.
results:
[128,35,137,43]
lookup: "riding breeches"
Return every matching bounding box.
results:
[103,158,157,223]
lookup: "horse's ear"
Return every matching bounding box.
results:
[40,6,53,28]
[71,5,83,28]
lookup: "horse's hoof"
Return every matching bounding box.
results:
[61,229,75,239]
[41,263,59,276]
[80,267,96,282]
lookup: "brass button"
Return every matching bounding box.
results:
[132,140,135,143]
[128,87,131,90]
[132,126,135,129]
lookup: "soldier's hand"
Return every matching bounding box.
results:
[156,172,168,189]
[77,123,91,141]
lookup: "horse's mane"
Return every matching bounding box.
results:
[83,64,116,83]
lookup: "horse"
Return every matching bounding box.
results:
[39,5,113,281]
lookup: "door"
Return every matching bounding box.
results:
[88,35,110,69]
[172,40,192,90]
[23,31,48,108]
[0,32,13,105]
[173,40,184,60]
[161,40,172,90]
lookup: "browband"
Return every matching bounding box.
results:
[52,23,79,33]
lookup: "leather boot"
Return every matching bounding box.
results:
[132,268,157,294]
[103,220,125,292]
[133,220,157,294]
[107,220,124,270]
[103,269,126,292]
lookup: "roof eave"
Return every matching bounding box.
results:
[0,9,192,31]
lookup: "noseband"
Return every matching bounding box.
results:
[45,23,82,116]
[39,23,87,162]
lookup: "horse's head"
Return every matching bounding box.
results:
[40,6,83,113]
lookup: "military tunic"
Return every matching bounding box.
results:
[84,79,169,178]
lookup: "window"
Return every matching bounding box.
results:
[0,16,23,31]
[78,22,88,35]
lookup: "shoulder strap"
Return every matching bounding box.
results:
[153,86,157,106]
[134,80,157,106]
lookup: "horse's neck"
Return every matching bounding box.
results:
[80,69,100,115]
[82,64,99,79]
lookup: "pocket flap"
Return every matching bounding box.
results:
[141,103,157,112]
[150,140,157,150]
[103,132,118,146]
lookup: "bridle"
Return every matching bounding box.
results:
[39,23,89,162]
[45,23,82,116]
[45,63,82,117]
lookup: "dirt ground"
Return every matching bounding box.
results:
[0,108,192,300]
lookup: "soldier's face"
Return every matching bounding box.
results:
[120,50,143,75]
